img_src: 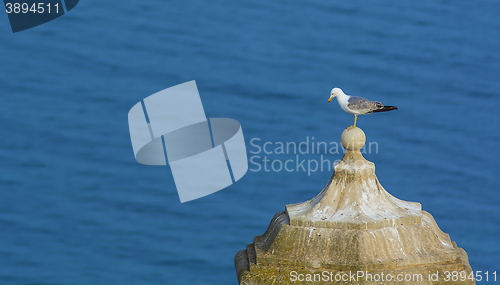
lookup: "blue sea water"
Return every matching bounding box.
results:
[0,0,499,284]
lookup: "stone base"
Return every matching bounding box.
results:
[236,253,473,284]
[235,211,474,285]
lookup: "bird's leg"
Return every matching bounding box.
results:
[347,115,358,130]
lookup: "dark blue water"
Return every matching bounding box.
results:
[1,1,499,284]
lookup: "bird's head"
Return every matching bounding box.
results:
[328,88,343,103]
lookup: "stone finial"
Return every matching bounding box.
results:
[235,127,474,285]
[340,127,365,151]
[286,126,422,230]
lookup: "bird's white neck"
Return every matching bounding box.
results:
[336,91,349,104]
[335,91,351,113]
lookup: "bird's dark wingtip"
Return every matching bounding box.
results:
[371,106,398,113]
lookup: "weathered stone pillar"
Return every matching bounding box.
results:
[235,127,473,284]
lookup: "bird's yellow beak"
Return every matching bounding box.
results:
[328,95,333,103]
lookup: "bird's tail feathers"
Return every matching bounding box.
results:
[371,106,398,113]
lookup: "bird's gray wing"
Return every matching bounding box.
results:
[347,96,383,113]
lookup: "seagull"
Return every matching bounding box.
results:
[328,88,397,128]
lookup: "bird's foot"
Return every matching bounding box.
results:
[347,125,356,130]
